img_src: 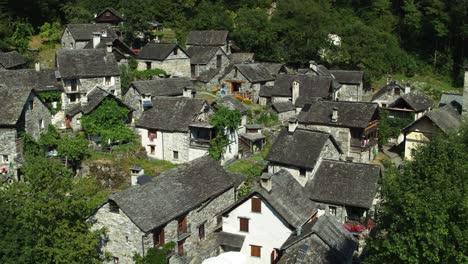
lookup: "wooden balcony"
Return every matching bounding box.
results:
[177,224,191,241]
[190,138,211,148]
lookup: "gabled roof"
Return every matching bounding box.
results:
[84,37,136,56]
[306,159,381,209]
[65,24,118,41]
[66,87,132,117]
[196,67,220,83]
[56,49,119,78]
[234,63,275,83]
[258,62,286,77]
[389,91,434,112]
[279,215,358,264]
[223,170,318,228]
[0,51,27,69]
[0,85,44,126]
[136,97,209,132]
[187,46,222,65]
[272,101,295,113]
[228,53,254,64]
[138,43,187,61]
[371,81,404,101]
[129,77,192,97]
[270,74,333,101]
[94,7,124,22]
[265,128,342,169]
[439,92,463,113]
[187,30,229,46]
[110,156,244,233]
[298,100,379,128]
[330,70,363,84]
[0,69,63,92]
[403,105,462,134]
[214,95,248,114]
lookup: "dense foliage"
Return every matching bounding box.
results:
[378,110,414,145]
[0,0,465,85]
[209,105,242,160]
[133,242,176,264]
[362,123,468,263]
[0,156,103,263]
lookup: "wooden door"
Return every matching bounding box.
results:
[178,215,187,233]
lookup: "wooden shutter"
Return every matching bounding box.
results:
[153,228,165,247]
[239,217,249,232]
[251,245,261,257]
[251,197,261,213]
[178,240,184,255]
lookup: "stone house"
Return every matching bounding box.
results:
[123,77,193,120]
[229,53,255,64]
[439,92,463,113]
[186,30,231,55]
[0,86,52,183]
[371,80,411,108]
[277,215,358,264]
[386,90,433,120]
[61,23,118,50]
[56,48,121,113]
[330,70,364,102]
[65,87,133,131]
[258,62,288,78]
[265,123,343,187]
[0,51,26,69]
[187,46,230,88]
[83,35,135,65]
[238,124,266,155]
[402,105,461,160]
[271,101,296,122]
[219,63,275,103]
[94,7,124,26]
[89,156,245,264]
[212,95,248,133]
[136,43,191,78]
[297,100,380,163]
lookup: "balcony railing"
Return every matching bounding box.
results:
[190,138,211,148]
[177,224,191,241]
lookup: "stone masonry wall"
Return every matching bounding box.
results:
[0,128,19,180]
[335,83,363,102]
[123,87,143,120]
[62,76,121,109]
[24,93,52,140]
[137,49,191,77]
[299,124,351,159]
[61,29,75,49]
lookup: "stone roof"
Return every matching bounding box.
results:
[110,156,244,232]
[271,74,333,102]
[306,159,381,209]
[0,51,27,69]
[0,85,37,125]
[279,215,358,264]
[228,53,254,64]
[187,46,221,64]
[258,62,286,76]
[194,68,220,83]
[0,69,63,92]
[259,85,273,97]
[136,97,209,132]
[272,101,295,113]
[234,63,275,83]
[95,7,124,21]
[371,81,404,101]
[265,128,342,169]
[389,91,434,112]
[56,49,119,78]
[239,133,265,142]
[297,100,379,128]
[129,77,192,97]
[403,105,462,134]
[66,87,131,117]
[217,232,245,249]
[439,92,463,113]
[187,30,229,46]
[65,24,118,41]
[330,70,363,84]
[138,43,187,61]
[245,124,262,130]
[215,95,248,114]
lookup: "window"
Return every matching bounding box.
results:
[113,257,119,264]
[299,168,306,177]
[251,197,261,213]
[150,145,155,155]
[177,240,184,255]
[148,130,157,142]
[77,118,81,125]
[234,69,238,78]
[2,155,8,163]
[146,62,152,70]
[250,245,261,257]
[198,223,205,241]
[39,119,44,130]
[105,77,111,85]
[69,94,78,103]
[29,100,34,110]
[329,206,337,216]
[70,79,77,91]
[153,228,165,247]
[394,88,401,95]
[239,217,249,232]
[191,65,196,77]
[173,151,179,160]
[109,201,119,213]
[173,48,178,55]
[216,55,222,70]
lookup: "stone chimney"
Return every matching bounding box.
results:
[288,117,298,133]
[35,62,40,72]
[92,32,101,48]
[463,65,468,117]
[183,86,194,98]
[130,165,144,186]
[292,80,300,104]
[260,173,272,192]
[309,60,318,73]
[404,83,411,94]
[331,107,338,123]
[106,42,113,53]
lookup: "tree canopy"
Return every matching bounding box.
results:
[362,123,468,263]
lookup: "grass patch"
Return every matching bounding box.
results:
[29,35,60,68]
[226,159,265,177]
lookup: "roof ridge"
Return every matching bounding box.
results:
[321,158,381,168]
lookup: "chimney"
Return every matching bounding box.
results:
[260,173,272,192]
[331,107,338,122]
[463,65,468,117]
[183,86,194,98]
[130,165,144,186]
[92,32,101,48]
[309,60,318,73]
[296,225,302,236]
[106,42,113,53]
[288,117,298,133]
[101,30,107,38]
[404,83,411,94]
[35,62,40,72]
[292,80,300,104]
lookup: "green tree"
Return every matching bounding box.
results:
[0,157,103,263]
[209,105,242,160]
[133,242,176,264]
[39,124,61,148]
[39,22,62,44]
[362,123,468,263]
[10,20,33,53]
[57,134,89,168]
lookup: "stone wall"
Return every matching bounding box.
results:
[277,110,296,122]
[219,69,271,103]
[24,93,52,140]
[137,49,191,77]
[138,128,192,164]
[123,87,143,120]
[61,28,75,49]
[0,128,19,180]
[69,112,83,131]
[62,76,121,110]
[335,83,363,102]
[349,144,377,163]
[299,124,351,159]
